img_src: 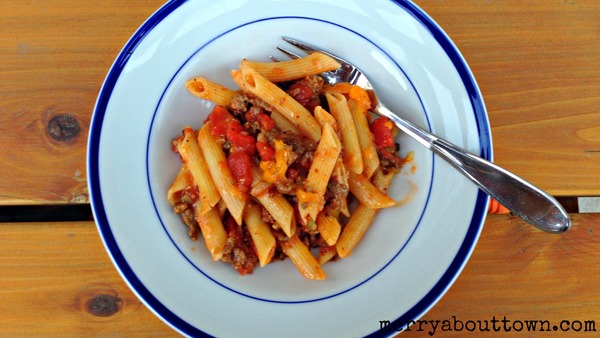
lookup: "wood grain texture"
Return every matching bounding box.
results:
[415,0,600,196]
[0,221,177,337]
[1,215,598,336]
[0,0,165,204]
[400,213,600,337]
[0,0,598,205]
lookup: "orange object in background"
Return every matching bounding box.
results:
[487,198,510,214]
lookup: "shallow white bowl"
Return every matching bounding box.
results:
[88,0,491,336]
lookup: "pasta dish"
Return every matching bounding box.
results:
[167,52,411,280]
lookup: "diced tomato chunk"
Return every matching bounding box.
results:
[227,151,252,193]
[227,129,256,155]
[287,83,312,105]
[246,110,276,131]
[209,105,242,137]
[370,117,395,148]
[256,141,275,161]
[287,83,318,112]
[209,105,256,155]
[255,112,275,131]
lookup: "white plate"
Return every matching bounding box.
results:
[88,0,491,336]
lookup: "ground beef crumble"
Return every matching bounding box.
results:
[220,215,259,275]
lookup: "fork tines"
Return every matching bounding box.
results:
[276,46,301,60]
[276,37,317,60]
[281,37,318,54]
[280,37,346,65]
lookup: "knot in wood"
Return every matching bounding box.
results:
[47,114,80,142]
[87,294,122,317]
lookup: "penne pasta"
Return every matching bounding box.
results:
[216,198,228,218]
[314,106,340,137]
[348,170,395,209]
[186,77,237,107]
[242,52,341,82]
[177,127,221,214]
[370,168,397,194]
[270,110,301,135]
[322,82,353,94]
[194,203,227,261]
[316,212,341,246]
[240,65,321,143]
[337,169,396,258]
[280,235,326,280]
[258,193,297,238]
[325,92,364,174]
[336,204,376,258]
[197,122,247,225]
[167,164,192,206]
[233,69,301,135]
[230,69,244,90]
[349,100,380,179]
[317,245,338,265]
[244,203,276,267]
[298,123,342,221]
[250,166,296,237]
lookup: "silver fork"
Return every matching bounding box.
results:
[277,37,570,234]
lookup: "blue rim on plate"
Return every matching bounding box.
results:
[88,1,490,336]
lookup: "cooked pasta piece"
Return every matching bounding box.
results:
[186,77,237,107]
[314,106,340,137]
[322,82,353,94]
[317,246,338,265]
[240,65,321,143]
[194,203,227,261]
[336,204,376,258]
[176,127,221,213]
[316,211,341,246]
[325,92,363,174]
[349,100,380,179]
[230,69,244,90]
[250,166,296,238]
[270,110,302,135]
[298,123,342,221]
[242,52,341,82]
[256,192,297,238]
[348,170,395,209]
[244,203,276,267]
[167,164,192,206]
[233,69,302,135]
[197,122,247,225]
[280,235,326,280]
[337,169,396,258]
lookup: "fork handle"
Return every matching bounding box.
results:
[377,106,570,233]
[431,137,570,233]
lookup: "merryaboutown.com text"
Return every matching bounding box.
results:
[380,316,597,336]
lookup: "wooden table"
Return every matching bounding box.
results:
[1,1,599,336]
